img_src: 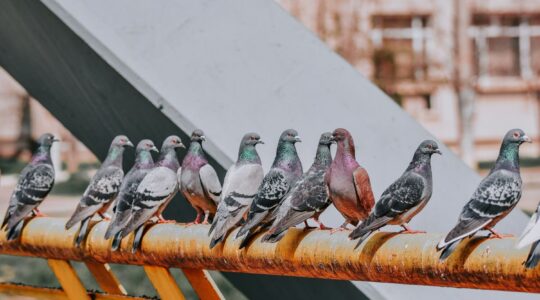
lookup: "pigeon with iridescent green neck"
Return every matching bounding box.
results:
[65,135,133,247]
[2,133,59,241]
[209,133,264,249]
[104,139,157,242]
[236,129,303,249]
[262,132,335,243]
[437,129,531,261]
[179,130,222,225]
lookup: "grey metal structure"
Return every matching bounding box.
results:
[0,0,535,299]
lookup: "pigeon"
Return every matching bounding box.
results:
[208,133,264,249]
[179,130,222,225]
[262,132,335,243]
[518,201,540,268]
[236,129,303,249]
[1,133,58,241]
[437,129,531,261]
[325,128,375,232]
[104,139,157,243]
[349,140,441,248]
[65,135,133,247]
[110,136,184,252]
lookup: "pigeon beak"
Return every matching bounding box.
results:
[434,149,442,155]
[151,146,159,153]
[294,136,302,143]
[257,140,264,145]
[126,140,134,147]
[521,135,532,143]
[200,135,206,142]
[52,138,60,143]
[179,142,186,149]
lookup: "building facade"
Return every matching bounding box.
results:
[278,0,540,163]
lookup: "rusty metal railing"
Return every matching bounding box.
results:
[0,217,539,299]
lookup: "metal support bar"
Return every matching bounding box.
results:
[1,217,539,293]
[47,259,91,300]
[182,268,224,300]
[0,282,147,300]
[143,265,186,300]
[85,261,127,295]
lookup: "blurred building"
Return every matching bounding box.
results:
[0,67,96,173]
[278,0,540,163]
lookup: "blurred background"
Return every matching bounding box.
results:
[0,0,540,298]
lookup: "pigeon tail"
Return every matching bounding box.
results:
[111,231,123,251]
[261,231,285,243]
[524,240,540,269]
[438,240,459,261]
[209,234,225,249]
[353,231,374,250]
[74,217,91,248]
[236,212,267,239]
[104,210,131,240]
[7,220,24,241]
[131,225,146,254]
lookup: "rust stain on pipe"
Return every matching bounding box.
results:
[0,217,539,293]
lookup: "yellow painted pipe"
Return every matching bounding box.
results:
[0,217,539,293]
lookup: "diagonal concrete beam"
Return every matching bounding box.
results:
[0,0,535,299]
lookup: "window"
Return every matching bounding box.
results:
[371,15,430,81]
[472,15,540,78]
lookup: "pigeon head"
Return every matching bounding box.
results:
[319,132,335,146]
[136,139,158,153]
[161,135,186,151]
[279,129,301,144]
[416,140,442,156]
[37,133,59,148]
[332,128,356,158]
[111,135,134,148]
[503,129,532,146]
[190,129,206,142]
[238,132,263,164]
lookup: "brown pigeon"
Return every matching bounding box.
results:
[325,128,375,232]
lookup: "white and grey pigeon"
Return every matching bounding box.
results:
[518,201,540,268]
[113,135,184,253]
[208,133,264,249]
[179,129,222,225]
[65,135,133,247]
[262,132,335,243]
[437,129,531,261]
[236,129,303,249]
[1,133,58,241]
[349,140,441,249]
[104,139,157,245]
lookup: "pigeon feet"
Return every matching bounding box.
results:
[99,212,111,221]
[157,215,175,224]
[399,224,426,234]
[32,209,47,217]
[312,218,328,230]
[487,228,513,239]
[330,226,348,234]
[186,214,203,226]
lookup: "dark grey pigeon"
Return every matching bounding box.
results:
[179,130,221,224]
[104,140,157,244]
[115,135,184,253]
[65,135,133,247]
[262,132,335,243]
[236,129,303,249]
[2,133,58,241]
[208,133,264,249]
[349,140,441,249]
[437,129,531,261]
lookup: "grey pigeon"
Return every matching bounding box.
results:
[208,133,264,249]
[104,139,157,243]
[179,130,222,224]
[325,128,375,232]
[1,133,58,241]
[65,135,133,247]
[518,202,540,268]
[437,129,531,261]
[114,135,184,253]
[349,140,441,249]
[262,132,335,243]
[236,129,303,249]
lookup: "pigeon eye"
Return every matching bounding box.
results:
[427,144,433,149]
[513,132,520,138]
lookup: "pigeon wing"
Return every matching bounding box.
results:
[199,164,222,204]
